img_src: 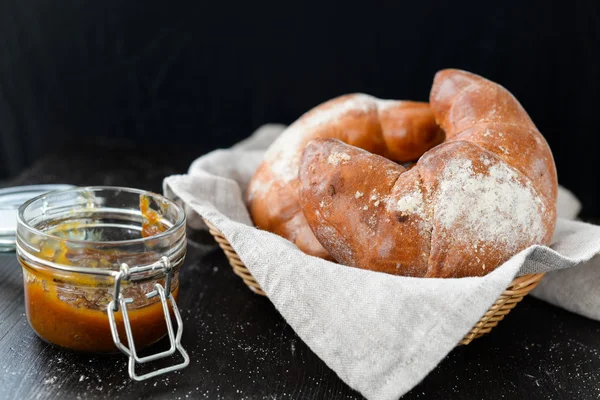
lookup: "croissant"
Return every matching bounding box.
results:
[246,95,443,259]
[298,69,557,277]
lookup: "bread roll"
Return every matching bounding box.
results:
[246,95,443,258]
[298,69,557,277]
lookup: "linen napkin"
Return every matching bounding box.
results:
[163,124,600,400]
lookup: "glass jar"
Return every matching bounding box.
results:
[16,186,189,380]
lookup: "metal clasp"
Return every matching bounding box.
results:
[107,256,190,381]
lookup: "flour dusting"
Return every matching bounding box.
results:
[316,224,353,263]
[246,176,274,203]
[43,376,58,385]
[260,94,376,183]
[375,98,404,110]
[327,152,351,166]
[393,191,426,218]
[435,157,545,249]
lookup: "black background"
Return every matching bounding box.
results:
[0,0,599,217]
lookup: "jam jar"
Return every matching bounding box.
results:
[16,186,189,380]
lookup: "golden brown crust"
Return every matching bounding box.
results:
[246,94,443,258]
[430,69,557,206]
[298,70,558,277]
[299,140,432,276]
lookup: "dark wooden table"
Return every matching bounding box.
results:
[1,142,599,400]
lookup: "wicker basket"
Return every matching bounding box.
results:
[204,219,544,345]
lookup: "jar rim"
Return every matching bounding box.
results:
[17,186,186,246]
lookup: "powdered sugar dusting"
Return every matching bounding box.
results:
[435,156,545,249]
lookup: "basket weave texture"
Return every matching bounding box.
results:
[204,219,544,345]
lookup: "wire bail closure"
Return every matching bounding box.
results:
[107,256,189,381]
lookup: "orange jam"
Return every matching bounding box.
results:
[20,196,178,353]
[140,194,169,237]
[22,267,178,353]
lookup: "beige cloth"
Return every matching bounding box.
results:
[164,124,600,400]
